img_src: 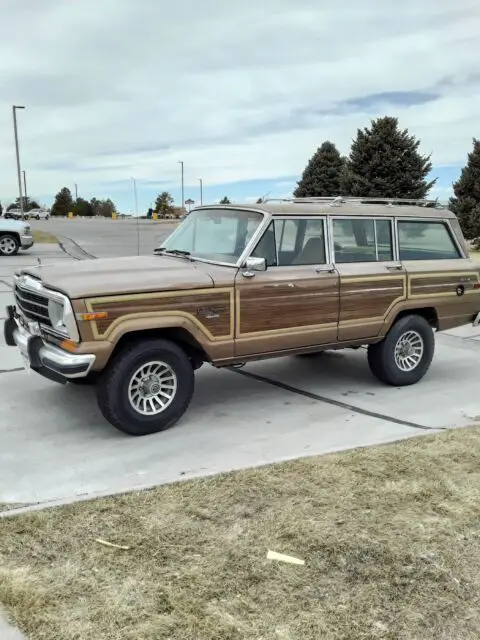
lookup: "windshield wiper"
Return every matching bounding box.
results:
[154,247,192,259]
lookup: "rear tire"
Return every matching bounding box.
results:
[0,234,19,256]
[367,315,434,386]
[96,338,194,436]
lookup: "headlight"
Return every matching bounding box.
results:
[48,299,68,334]
[24,225,30,234]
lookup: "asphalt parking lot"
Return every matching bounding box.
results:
[1,219,480,510]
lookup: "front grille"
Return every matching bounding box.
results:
[14,284,52,327]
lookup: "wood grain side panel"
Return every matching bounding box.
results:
[238,279,339,335]
[339,277,405,323]
[410,274,478,297]
[88,291,232,338]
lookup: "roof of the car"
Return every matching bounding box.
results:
[197,199,455,219]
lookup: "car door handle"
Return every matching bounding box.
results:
[316,266,335,274]
[386,265,404,271]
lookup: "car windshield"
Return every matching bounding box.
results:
[158,208,264,265]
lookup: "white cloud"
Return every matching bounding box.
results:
[0,0,479,203]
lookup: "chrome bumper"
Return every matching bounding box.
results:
[20,234,34,249]
[4,308,95,382]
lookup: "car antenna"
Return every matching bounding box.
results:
[132,177,140,256]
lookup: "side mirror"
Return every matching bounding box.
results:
[242,256,267,277]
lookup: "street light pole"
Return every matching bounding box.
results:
[132,177,139,216]
[74,183,78,201]
[22,170,28,209]
[178,161,184,210]
[12,105,25,217]
[199,178,203,205]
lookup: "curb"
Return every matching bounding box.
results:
[57,236,97,260]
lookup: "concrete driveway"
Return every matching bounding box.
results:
[1,221,480,509]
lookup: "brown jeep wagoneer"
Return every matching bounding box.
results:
[4,197,480,435]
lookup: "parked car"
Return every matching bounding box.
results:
[0,218,33,256]
[4,209,26,221]
[28,208,50,220]
[4,197,480,436]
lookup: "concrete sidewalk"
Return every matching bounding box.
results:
[0,612,26,639]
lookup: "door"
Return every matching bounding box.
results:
[234,217,340,356]
[332,217,407,341]
[397,218,480,329]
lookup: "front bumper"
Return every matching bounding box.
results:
[20,234,34,250]
[3,306,95,384]
[474,312,480,327]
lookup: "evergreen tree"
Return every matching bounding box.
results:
[154,192,175,218]
[51,187,73,216]
[97,198,117,217]
[342,116,436,198]
[219,196,231,204]
[449,138,480,245]
[72,197,93,217]
[256,197,263,204]
[90,197,101,216]
[294,141,345,197]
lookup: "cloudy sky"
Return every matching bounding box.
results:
[1,0,479,213]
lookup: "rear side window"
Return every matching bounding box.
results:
[333,218,393,263]
[398,221,461,260]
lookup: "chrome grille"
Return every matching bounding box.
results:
[14,284,52,327]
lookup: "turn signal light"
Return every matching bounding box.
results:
[77,312,108,321]
[60,339,79,352]
[474,283,480,289]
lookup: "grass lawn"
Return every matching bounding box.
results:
[1,428,480,640]
[31,229,58,244]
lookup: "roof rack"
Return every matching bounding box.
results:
[264,196,440,208]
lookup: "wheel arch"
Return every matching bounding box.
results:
[385,306,439,333]
[109,326,209,369]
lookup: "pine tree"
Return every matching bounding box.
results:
[294,141,345,197]
[72,198,93,217]
[219,196,231,204]
[51,187,73,216]
[449,138,480,245]
[342,116,436,198]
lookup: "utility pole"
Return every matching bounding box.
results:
[199,178,203,205]
[74,183,78,201]
[22,170,28,210]
[178,161,184,210]
[12,105,25,217]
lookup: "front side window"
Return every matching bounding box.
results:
[251,218,327,266]
[398,220,461,260]
[333,218,393,263]
[159,208,264,265]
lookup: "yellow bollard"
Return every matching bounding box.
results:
[68,211,73,219]
[153,212,158,221]
[111,212,117,220]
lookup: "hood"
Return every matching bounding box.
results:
[1,218,29,231]
[20,255,216,299]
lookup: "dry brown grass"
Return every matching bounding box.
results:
[1,427,480,640]
[31,229,58,244]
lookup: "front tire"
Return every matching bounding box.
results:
[0,234,20,256]
[96,339,195,436]
[367,315,434,386]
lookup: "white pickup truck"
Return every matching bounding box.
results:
[0,218,34,256]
